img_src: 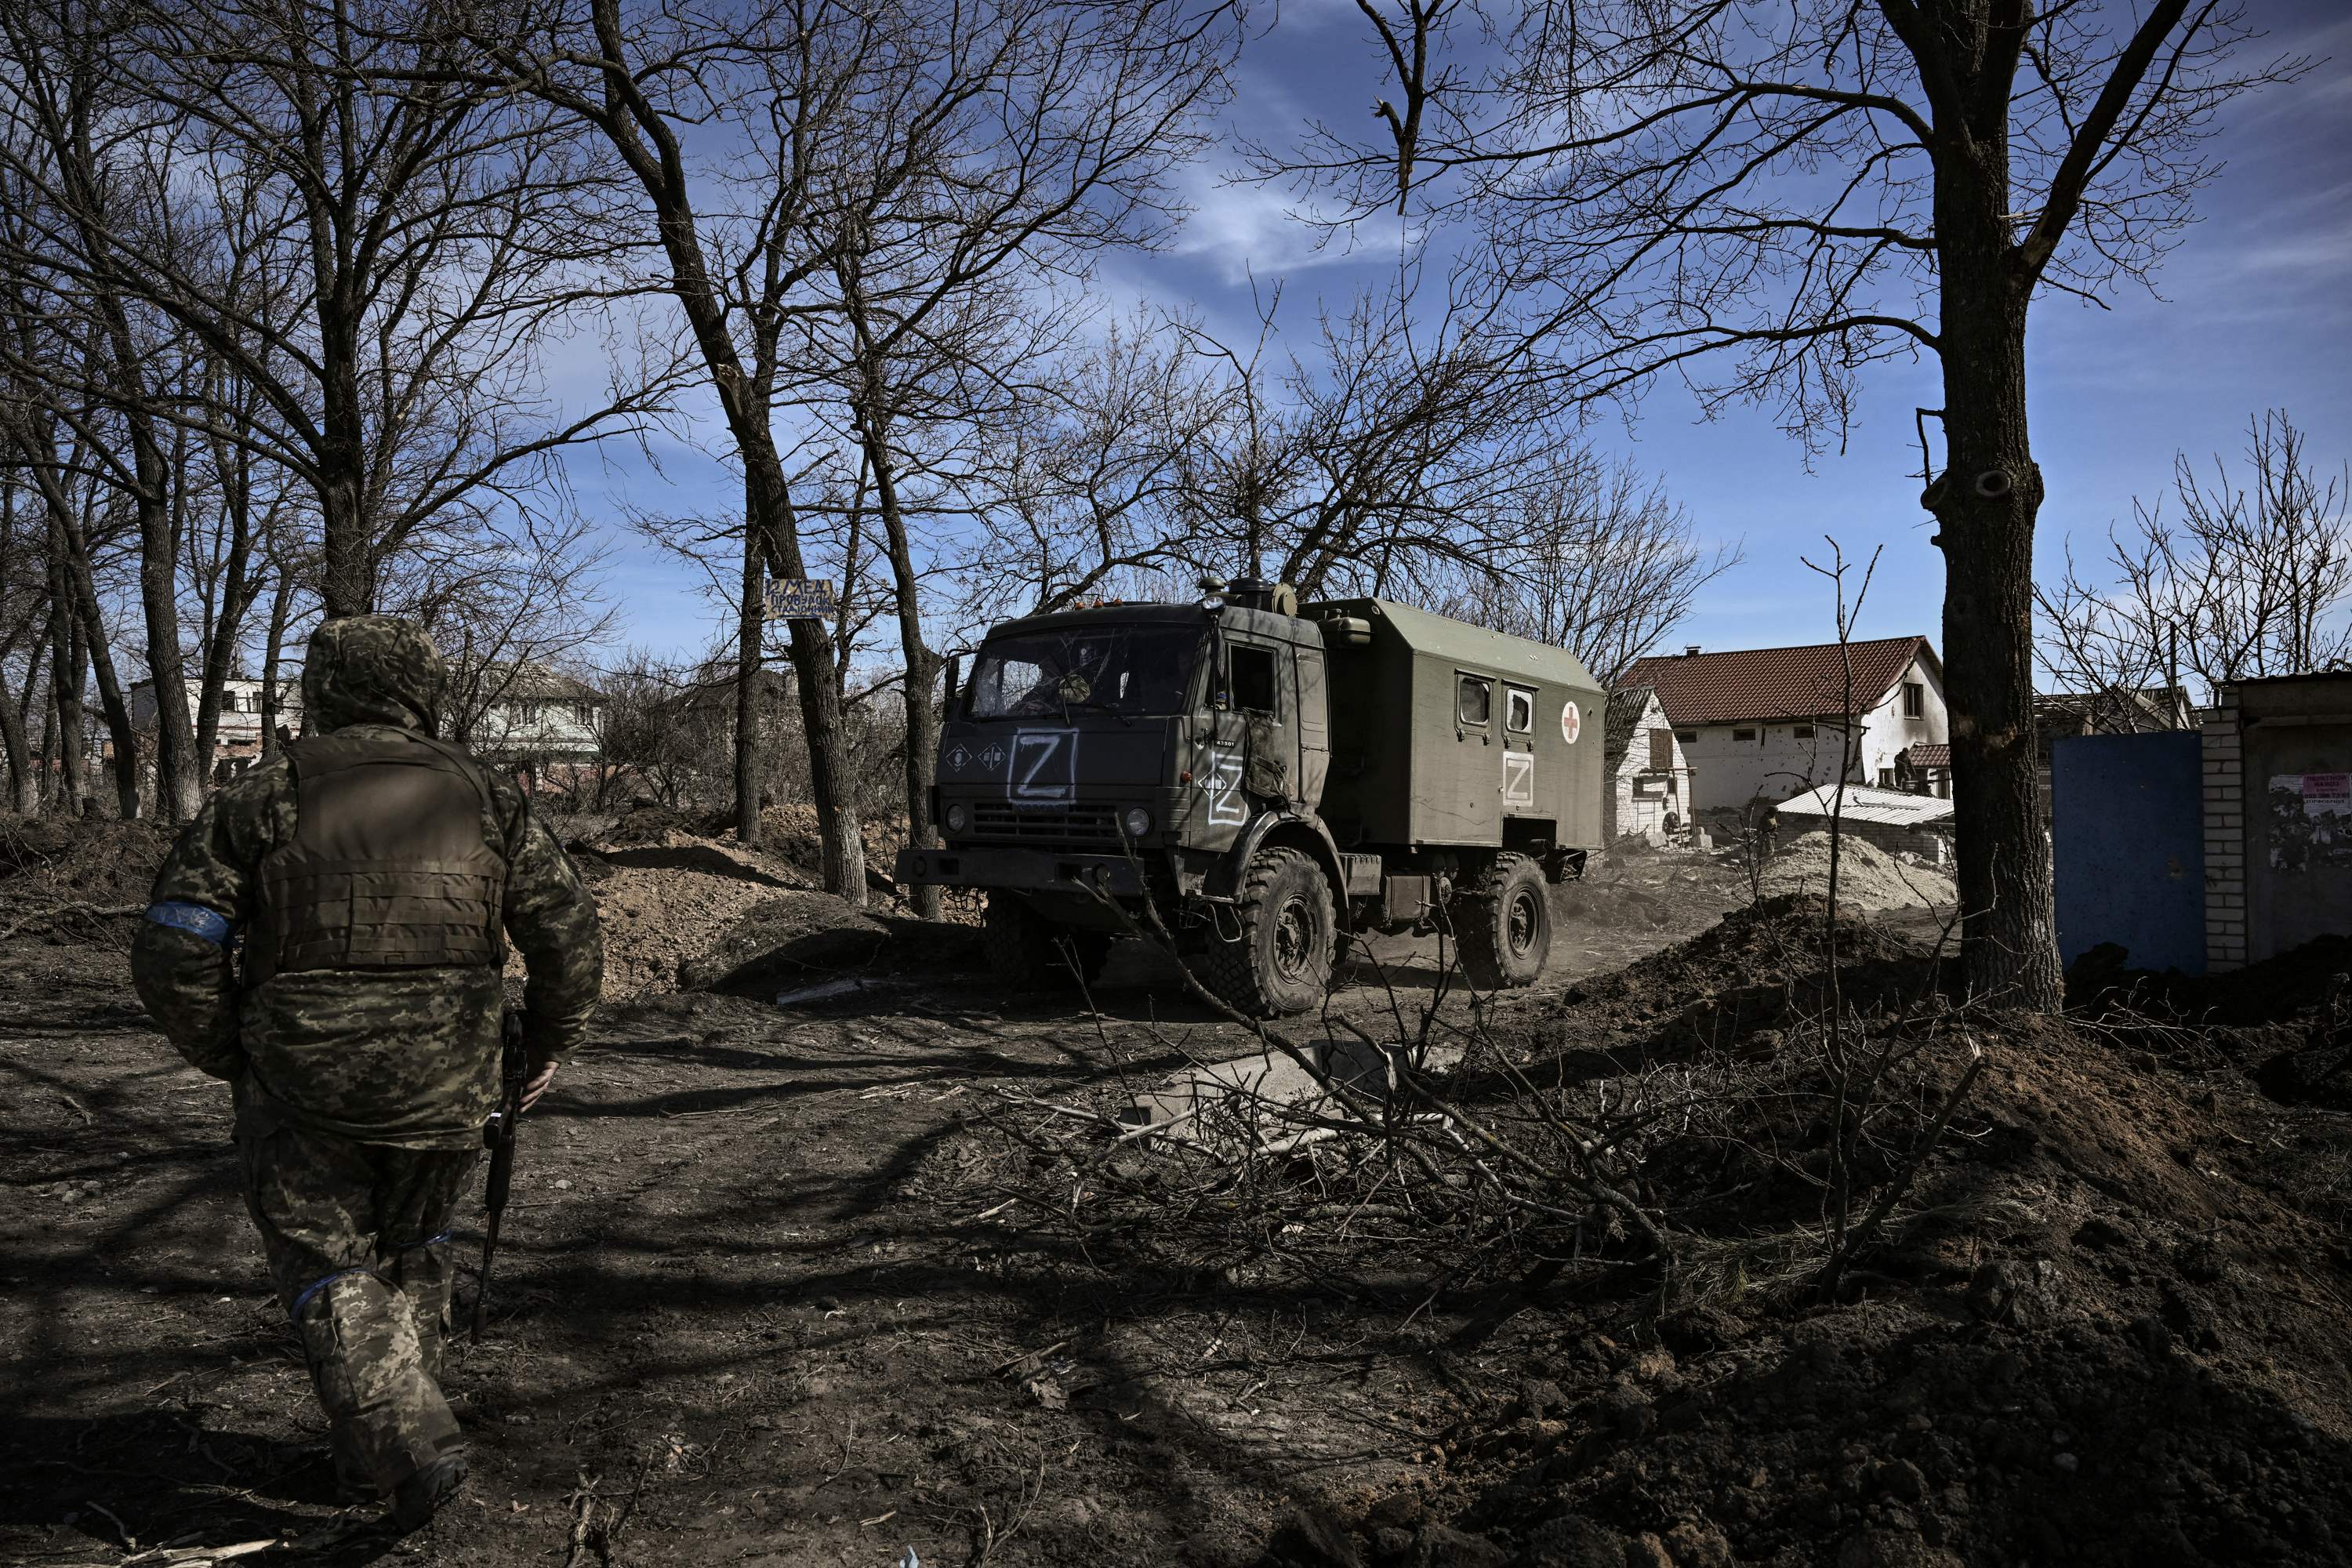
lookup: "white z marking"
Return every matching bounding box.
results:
[1203,749,1248,826]
[1008,729,1076,807]
[1501,750,1535,807]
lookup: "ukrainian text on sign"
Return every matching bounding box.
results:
[764,579,837,619]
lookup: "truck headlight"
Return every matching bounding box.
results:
[1122,806,1152,839]
[945,802,970,834]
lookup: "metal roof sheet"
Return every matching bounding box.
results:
[1775,782,1955,827]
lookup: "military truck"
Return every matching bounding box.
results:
[895,580,1604,1015]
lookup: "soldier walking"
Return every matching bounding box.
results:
[130,617,603,1531]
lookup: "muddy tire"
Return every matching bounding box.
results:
[1453,852,1550,990]
[983,892,1110,991]
[1196,846,1335,1018]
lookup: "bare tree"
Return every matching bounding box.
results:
[1166,280,1588,598]
[0,475,46,811]
[468,0,886,885]
[0,89,206,817]
[2039,411,2350,713]
[775,0,1235,916]
[1265,0,2309,1007]
[946,312,1225,627]
[400,510,617,749]
[0,0,671,623]
[1423,449,1738,684]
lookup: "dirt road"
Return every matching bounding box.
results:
[0,877,1730,1568]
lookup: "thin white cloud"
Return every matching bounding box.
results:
[1167,171,1373,284]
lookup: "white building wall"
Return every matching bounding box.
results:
[1604,693,1695,840]
[130,678,302,749]
[469,699,603,757]
[1673,656,1948,814]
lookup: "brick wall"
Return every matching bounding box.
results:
[2203,687,2247,971]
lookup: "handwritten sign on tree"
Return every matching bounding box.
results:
[764,579,837,621]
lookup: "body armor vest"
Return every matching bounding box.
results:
[253,731,508,981]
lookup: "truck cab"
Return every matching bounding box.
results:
[897,581,1603,1015]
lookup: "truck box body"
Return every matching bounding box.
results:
[1309,597,1604,852]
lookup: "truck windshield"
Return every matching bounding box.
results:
[967,626,1201,719]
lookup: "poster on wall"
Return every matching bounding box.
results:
[2267,773,2352,869]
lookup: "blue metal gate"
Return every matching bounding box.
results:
[2052,731,2206,975]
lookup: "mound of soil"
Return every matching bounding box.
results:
[1554,894,1944,1059]
[2071,935,2352,1111]
[1553,842,1746,931]
[1316,907,2352,1568]
[760,804,910,883]
[681,897,986,993]
[0,816,175,942]
[1761,829,1957,910]
[593,801,713,848]
[549,818,827,1000]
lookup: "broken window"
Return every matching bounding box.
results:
[1230,645,1279,713]
[1504,685,1534,733]
[1457,673,1492,726]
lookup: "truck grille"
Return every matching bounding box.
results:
[968,801,1120,843]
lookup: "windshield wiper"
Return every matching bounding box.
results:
[1064,697,1136,727]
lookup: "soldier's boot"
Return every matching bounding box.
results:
[292,1271,466,1531]
[331,1428,379,1505]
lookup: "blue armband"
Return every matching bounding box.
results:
[143,902,235,946]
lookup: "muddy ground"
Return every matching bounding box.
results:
[5,828,2352,1568]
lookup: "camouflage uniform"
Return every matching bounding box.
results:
[130,617,602,1526]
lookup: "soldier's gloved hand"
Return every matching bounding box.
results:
[519,1059,559,1114]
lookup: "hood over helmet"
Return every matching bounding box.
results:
[301,615,446,735]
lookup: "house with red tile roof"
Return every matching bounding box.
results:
[1619,636,1948,815]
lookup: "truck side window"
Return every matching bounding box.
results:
[1457,673,1492,726]
[1231,644,1279,713]
[1504,685,1534,734]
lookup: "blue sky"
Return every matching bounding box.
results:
[580,2,2352,668]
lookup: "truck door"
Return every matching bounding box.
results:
[1225,638,1293,808]
[1295,644,1329,808]
[1501,682,1538,817]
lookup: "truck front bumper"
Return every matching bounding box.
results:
[895,844,1149,898]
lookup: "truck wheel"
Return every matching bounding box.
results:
[1197,846,1335,1018]
[983,893,1111,992]
[1454,853,1550,990]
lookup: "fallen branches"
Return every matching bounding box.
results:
[0,902,141,942]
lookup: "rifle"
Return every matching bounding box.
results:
[471,1007,528,1345]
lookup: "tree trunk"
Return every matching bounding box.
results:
[132,475,201,820]
[260,564,296,751]
[760,497,867,904]
[734,509,767,844]
[9,641,44,815]
[45,584,87,815]
[317,428,372,619]
[566,2,865,903]
[36,687,59,812]
[1929,137,2061,1011]
[0,637,35,815]
[46,499,142,818]
[787,610,866,902]
[858,407,940,920]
